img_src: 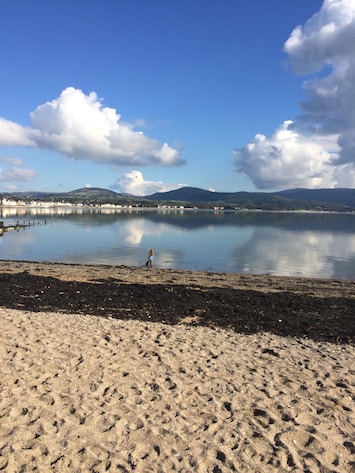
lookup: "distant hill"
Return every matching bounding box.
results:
[66,187,117,197]
[145,186,286,204]
[66,187,121,200]
[1,186,355,211]
[2,187,139,205]
[273,188,355,208]
[145,187,215,201]
[145,186,355,210]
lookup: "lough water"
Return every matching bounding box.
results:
[1,208,355,280]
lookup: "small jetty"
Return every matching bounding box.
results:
[0,220,45,236]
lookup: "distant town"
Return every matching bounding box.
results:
[0,196,195,210]
[1,186,355,212]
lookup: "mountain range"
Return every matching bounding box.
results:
[2,186,355,211]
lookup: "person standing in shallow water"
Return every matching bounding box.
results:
[146,248,154,267]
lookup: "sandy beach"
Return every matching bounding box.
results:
[1,261,354,472]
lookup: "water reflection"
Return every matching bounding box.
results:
[0,209,354,279]
[229,227,355,279]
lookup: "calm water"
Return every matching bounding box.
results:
[1,208,355,280]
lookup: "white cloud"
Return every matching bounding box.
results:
[230,225,355,278]
[234,121,340,189]
[284,0,355,76]
[112,170,187,196]
[235,0,355,189]
[0,118,35,147]
[115,219,171,245]
[0,87,183,167]
[0,157,37,183]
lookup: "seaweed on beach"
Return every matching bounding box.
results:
[0,271,354,344]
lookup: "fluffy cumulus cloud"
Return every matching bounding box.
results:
[112,170,187,196]
[0,157,37,184]
[234,121,339,189]
[0,119,34,147]
[234,0,355,189]
[0,88,183,167]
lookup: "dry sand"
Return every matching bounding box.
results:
[0,261,354,472]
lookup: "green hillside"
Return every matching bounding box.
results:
[1,186,355,211]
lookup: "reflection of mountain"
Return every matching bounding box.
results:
[2,207,355,233]
[1,209,355,279]
[56,211,145,227]
[143,211,355,233]
[58,210,355,233]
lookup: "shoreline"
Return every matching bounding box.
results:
[0,259,354,344]
[1,257,354,288]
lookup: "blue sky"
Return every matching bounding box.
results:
[1,0,355,195]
